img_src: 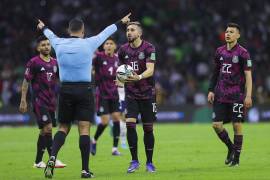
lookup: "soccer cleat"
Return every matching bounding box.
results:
[44,156,56,179]
[112,149,121,156]
[33,161,46,168]
[55,159,66,168]
[81,170,94,178]
[90,143,96,156]
[229,159,239,167]
[225,148,234,165]
[127,160,140,173]
[146,162,156,173]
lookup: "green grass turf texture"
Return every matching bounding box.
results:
[0,123,269,180]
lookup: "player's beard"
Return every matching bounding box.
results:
[128,35,139,43]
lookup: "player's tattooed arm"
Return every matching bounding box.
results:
[19,79,29,113]
[244,70,252,108]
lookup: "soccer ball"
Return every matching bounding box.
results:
[116,64,133,83]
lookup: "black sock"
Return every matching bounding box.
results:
[51,131,66,158]
[217,129,233,150]
[143,123,154,163]
[126,122,138,161]
[35,134,46,164]
[234,135,243,161]
[113,121,120,148]
[44,133,53,156]
[94,124,107,141]
[79,135,90,171]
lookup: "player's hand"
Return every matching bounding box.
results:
[244,96,252,108]
[121,12,131,24]
[19,99,28,113]
[126,72,140,82]
[37,19,45,30]
[207,92,215,104]
[114,79,124,87]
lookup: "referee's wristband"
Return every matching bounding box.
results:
[114,20,122,29]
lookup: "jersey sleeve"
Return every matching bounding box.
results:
[86,24,117,50]
[24,60,36,82]
[242,51,252,71]
[43,28,61,49]
[145,44,156,63]
[208,49,221,92]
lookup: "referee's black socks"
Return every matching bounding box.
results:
[79,135,90,172]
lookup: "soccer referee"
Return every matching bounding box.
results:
[37,13,131,178]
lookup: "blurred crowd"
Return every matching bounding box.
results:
[1,0,270,107]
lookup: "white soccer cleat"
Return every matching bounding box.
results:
[33,161,46,168]
[55,159,66,168]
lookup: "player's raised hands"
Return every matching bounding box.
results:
[244,96,252,108]
[120,13,131,24]
[37,19,45,30]
[207,91,215,104]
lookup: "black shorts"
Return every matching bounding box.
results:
[126,97,157,123]
[96,97,120,116]
[33,104,56,129]
[58,82,95,124]
[213,101,245,123]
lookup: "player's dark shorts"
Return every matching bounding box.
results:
[96,97,120,116]
[33,104,56,129]
[212,101,245,123]
[126,97,157,123]
[58,82,95,124]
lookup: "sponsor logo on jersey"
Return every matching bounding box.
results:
[219,56,223,61]
[41,67,45,71]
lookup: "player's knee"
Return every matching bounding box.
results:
[42,124,52,135]
[233,123,242,135]
[143,123,153,133]
[212,123,222,131]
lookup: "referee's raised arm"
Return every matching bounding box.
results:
[87,12,131,49]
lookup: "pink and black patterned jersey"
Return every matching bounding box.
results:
[93,51,119,99]
[209,44,252,103]
[118,40,156,99]
[24,55,58,111]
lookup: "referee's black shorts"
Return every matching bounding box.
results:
[58,82,95,124]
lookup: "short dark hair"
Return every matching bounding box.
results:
[36,35,48,44]
[105,36,115,43]
[127,21,142,29]
[69,18,84,32]
[227,23,241,33]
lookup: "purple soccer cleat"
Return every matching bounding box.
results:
[127,160,140,173]
[146,162,156,173]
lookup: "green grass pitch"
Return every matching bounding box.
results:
[1,123,270,180]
